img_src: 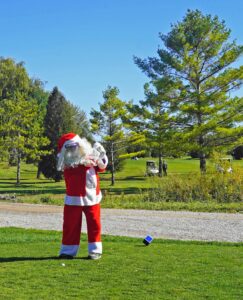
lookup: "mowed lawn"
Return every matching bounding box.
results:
[0,228,242,299]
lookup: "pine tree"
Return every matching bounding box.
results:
[126,78,178,176]
[90,86,126,185]
[134,10,243,171]
[62,100,92,140]
[39,87,91,181]
[91,86,145,185]
[38,87,66,181]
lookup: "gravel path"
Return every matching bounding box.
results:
[0,202,243,242]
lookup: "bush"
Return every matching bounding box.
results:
[143,169,243,203]
[40,196,52,203]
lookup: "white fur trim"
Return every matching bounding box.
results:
[59,244,79,256]
[88,242,102,254]
[65,192,102,206]
[86,168,97,188]
[85,168,98,201]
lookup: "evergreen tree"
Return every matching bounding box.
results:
[91,86,144,185]
[39,87,91,181]
[38,87,66,181]
[126,78,178,176]
[90,86,126,185]
[62,100,92,140]
[134,10,243,171]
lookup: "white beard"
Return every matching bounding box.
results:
[57,137,101,171]
[63,148,83,168]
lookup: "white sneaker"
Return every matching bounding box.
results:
[88,253,102,260]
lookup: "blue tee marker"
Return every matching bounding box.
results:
[143,235,153,246]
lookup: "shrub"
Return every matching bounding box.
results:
[40,196,52,203]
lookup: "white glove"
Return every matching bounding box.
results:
[96,154,108,170]
[93,142,106,159]
[82,158,96,167]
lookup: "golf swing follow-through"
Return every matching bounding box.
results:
[57,132,108,260]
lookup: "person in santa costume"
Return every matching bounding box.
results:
[57,132,108,260]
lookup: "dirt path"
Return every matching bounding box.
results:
[0,202,243,242]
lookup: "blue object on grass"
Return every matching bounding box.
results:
[143,235,153,246]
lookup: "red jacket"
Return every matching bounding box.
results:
[63,164,106,206]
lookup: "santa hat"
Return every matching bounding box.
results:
[57,132,80,153]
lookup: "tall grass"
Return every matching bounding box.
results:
[143,167,243,203]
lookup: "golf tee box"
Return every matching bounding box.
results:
[143,235,153,246]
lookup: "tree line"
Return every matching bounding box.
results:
[0,10,242,184]
[0,58,91,183]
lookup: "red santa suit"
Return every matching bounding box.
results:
[57,133,108,257]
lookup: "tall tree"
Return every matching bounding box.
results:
[28,79,49,169]
[126,78,178,176]
[0,57,30,101]
[0,95,49,184]
[134,10,243,171]
[39,87,91,181]
[39,87,65,181]
[0,58,49,183]
[62,100,92,140]
[90,86,127,185]
[90,86,144,185]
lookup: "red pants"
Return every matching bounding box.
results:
[60,203,102,256]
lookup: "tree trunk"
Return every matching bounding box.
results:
[158,151,163,177]
[16,153,21,185]
[199,152,206,174]
[196,82,205,174]
[36,162,42,179]
[111,142,115,186]
[199,133,206,173]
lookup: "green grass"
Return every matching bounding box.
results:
[0,158,242,212]
[0,227,242,299]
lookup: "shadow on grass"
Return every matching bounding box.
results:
[0,187,65,195]
[0,256,58,263]
[0,180,63,185]
[0,256,91,263]
[0,178,61,184]
[103,187,147,195]
[100,176,146,182]
[118,176,146,181]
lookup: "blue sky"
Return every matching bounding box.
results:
[0,0,242,114]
